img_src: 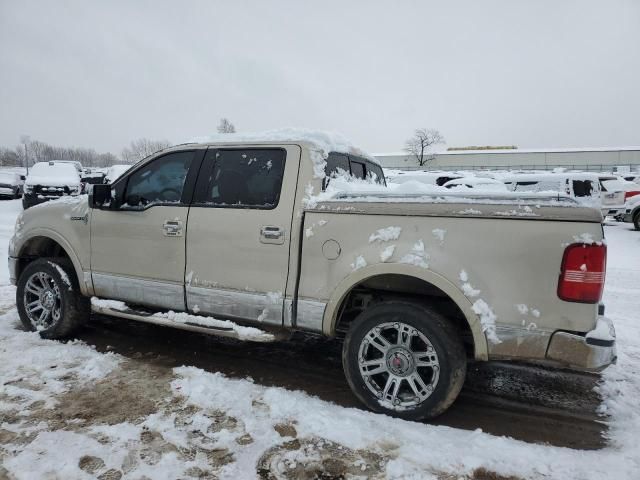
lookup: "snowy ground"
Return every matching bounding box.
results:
[0,198,639,479]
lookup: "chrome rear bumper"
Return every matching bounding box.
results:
[546,316,616,371]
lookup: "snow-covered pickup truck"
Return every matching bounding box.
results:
[8,132,617,420]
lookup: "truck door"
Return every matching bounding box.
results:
[91,150,203,310]
[185,145,300,325]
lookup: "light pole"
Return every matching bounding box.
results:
[20,135,30,175]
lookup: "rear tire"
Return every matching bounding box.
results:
[16,258,90,339]
[634,211,640,231]
[342,300,466,420]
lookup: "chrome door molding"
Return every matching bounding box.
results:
[92,273,185,311]
[283,297,326,333]
[186,286,284,326]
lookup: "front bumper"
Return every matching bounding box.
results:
[8,256,18,285]
[546,316,617,371]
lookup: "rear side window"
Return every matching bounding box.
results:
[324,153,350,181]
[350,161,366,180]
[202,149,285,209]
[124,151,193,206]
[573,180,595,197]
[364,160,385,185]
[323,152,386,188]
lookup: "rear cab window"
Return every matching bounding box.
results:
[323,152,386,189]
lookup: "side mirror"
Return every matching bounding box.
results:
[89,183,112,209]
[20,175,26,181]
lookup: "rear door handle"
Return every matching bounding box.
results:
[260,226,285,244]
[163,220,183,237]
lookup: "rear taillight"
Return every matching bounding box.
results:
[558,243,606,303]
[624,191,640,201]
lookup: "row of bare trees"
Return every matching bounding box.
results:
[0,118,239,168]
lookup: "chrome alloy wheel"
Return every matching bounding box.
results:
[23,272,62,331]
[357,321,440,410]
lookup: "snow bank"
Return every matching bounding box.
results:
[0,309,119,410]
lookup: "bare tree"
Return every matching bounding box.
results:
[217,118,236,134]
[404,128,445,167]
[121,138,171,163]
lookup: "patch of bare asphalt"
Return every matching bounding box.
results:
[78,314,607,450]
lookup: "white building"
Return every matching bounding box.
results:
[373,146,640,172]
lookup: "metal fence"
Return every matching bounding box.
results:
[384,163,640,173]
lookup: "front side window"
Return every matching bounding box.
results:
[205,149,286,208]
[124,151,193,207]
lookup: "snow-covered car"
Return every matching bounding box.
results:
[80,170,106,185]
[9,132,616,420]
[622,174,640,185]
[22,161,82,209]
[104,164,132,184]
[621,195,640,230]
[503,173,603,213]
[387,171,463,187]
[0,171,26,199]
[598,176,627,217]
[443,177,508,191]
[51,160,83,173]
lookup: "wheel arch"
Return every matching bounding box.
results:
[14,230,90,296]
[322,264,489,361]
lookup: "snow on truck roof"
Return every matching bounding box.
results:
[180,128,374,161]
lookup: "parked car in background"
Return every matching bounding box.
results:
[23,162,82,209]
[503,173,603,212]
[443,177,508,191]
[80,170,106,185]
[388,171,463,187]
[0,171,26,199]
[50,160,83,173]
[104,164,132,184]
[598,176,628,217]
[622,174,640,185]
[621,195,640,230]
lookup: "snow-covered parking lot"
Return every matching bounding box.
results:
[0,198,639,479]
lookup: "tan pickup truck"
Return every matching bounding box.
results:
[8,134,617,420]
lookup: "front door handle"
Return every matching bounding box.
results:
[260,226,285,244]
[163,220,183,237]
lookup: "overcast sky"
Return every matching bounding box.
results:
[1,0,639,154]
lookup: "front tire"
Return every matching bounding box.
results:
[16,258,89,339]
[342,301,466,420]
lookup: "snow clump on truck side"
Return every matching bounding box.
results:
[369,226,402,243]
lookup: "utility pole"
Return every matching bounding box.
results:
[20,135,30,174]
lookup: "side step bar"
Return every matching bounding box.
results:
[91,302,278,343]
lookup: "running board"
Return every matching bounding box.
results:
[91,302,277,343]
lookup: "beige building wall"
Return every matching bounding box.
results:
[374,148,640,171]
